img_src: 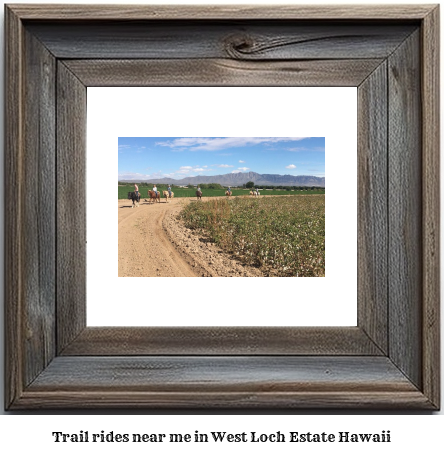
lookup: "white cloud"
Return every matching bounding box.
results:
[118,144,131,152]
[118,172,149,180]
[118,172,168,180]
[177,165,207,175]
[177,167,192,174]
[120,164,228,181]
[288,146,324,152]
[239,160,245,163]
[237,167,250,172]
[156,137,309,151]
[217,164,234,168]
[286,164,297,169]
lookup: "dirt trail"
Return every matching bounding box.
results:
[118,196,264,277]
[118,198,197,277]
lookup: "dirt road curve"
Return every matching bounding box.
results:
[118,198,196,277]
[118,197,264,278]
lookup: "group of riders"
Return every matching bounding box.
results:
[133,183,173,199]
[133,184,259,199]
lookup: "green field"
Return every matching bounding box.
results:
[180,195,325,277]
[118,184,325,199]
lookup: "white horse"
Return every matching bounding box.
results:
[163,190,174,202]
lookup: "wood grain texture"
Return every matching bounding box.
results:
[357,62,388,354]
[28,356,418,390]
[64,59,384,87]
[21,28,57,387]
[4,5,440,410]
[15,390,434,410]
[388,30,422,389]
[61,327,383,356]
[4,4,24,410]
[56,62,87,353]
[26,22,416,60]
[421,6,440,409]
[7,4,435,20]
[13,356,433,409]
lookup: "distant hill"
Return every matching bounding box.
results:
[120,171,325,187]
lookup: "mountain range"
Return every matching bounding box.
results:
[120,171,325,187]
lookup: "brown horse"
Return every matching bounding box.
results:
[148,190,160,203]
[196,190,202,200]
[225,190,232,197]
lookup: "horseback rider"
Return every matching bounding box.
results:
[196,186,202,200]
[134,183,139,199]
[227,186,231,195]
[168,185,172,198]
[153,184,158,197]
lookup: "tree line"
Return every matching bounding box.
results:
[118,181,324,191]
[244,181,324,191]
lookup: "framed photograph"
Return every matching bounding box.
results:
[89,87,356,328]
[5,4,440,409]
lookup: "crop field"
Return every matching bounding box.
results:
[180,195,325,277]
[118,184,325,199]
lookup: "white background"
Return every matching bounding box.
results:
[1,415,442,454]
[87,87,357,326]
[0,0,442,449]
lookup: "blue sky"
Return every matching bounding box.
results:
[118,137,325,181]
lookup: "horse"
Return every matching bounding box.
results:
[196,190,202,200]
[148,190,161,204]
[163,190,174,202]
[249,191,254,196]
[128,191,140,208]
[225,190,232,197]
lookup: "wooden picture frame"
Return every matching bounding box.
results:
[5,4,440,409]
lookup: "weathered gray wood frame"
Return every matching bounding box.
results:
[4,5,440,409]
